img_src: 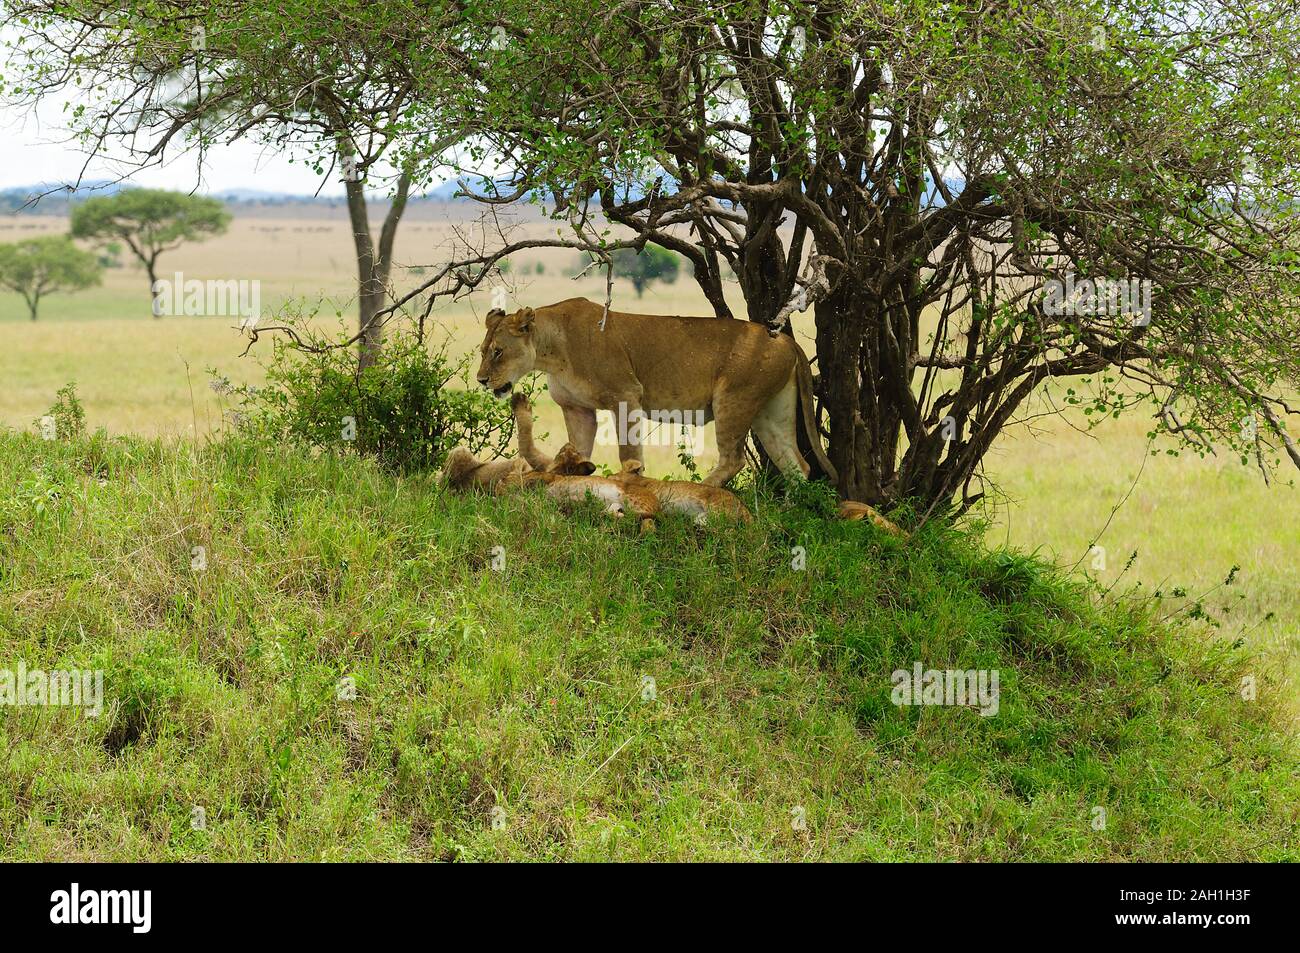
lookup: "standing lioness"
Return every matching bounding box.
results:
[475,297,836,486]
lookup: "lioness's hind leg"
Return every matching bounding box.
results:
[752,376,810,478]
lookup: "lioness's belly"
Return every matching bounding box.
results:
[550,376,714,418]
[546,309,794,418]
[641,394,714,423]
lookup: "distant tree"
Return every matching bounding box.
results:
[611,246,680,297]
[5,0,471,366]
[70,189,229,315]
[96,241,124,269]
[0,235,101,320]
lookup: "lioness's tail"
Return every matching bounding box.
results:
[793,341,839,484]
[511,392,553,471]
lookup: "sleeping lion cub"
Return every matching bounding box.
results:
[610,460,752,523]
[510,393,747,524]
[496,443,659,531]
[441,391,584,492]
[441,446,530,493]
[835,501,906,537]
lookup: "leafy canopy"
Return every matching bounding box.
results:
[69,189,230,262]
[0,235,101,318]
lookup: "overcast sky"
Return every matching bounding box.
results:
[2,98,354,197]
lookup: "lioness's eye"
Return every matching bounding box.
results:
[492,348,503,360]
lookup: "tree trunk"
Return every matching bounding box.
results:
[344,176,381,370]
[816,288,878,502]
[147,259,161,318]
[345,170,411,371]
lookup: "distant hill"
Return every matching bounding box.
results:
[0,180,471,216]
[0,180,129,215]
[3,173,973,218]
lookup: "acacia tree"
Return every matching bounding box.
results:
[385,0,1300,509]
[0,235,101,320]
[2,0,468,365]
[70,189,229,313]
[612,246,681,297]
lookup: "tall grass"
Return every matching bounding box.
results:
[1,430,1295,860]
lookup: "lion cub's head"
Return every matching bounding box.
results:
[612,459,647,483]
[441,446,482,489]
[476,307,538,398]
[548,443,597,476]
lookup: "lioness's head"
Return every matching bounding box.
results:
[476,307,537,398]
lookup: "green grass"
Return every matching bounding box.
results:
[1,430,1296,860]
[3,214,1296,719]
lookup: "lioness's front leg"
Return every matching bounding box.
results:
[703,406,750,487]
[560,404,598,460]
[617,403,650,467]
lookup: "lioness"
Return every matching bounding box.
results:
[476,297,837,487]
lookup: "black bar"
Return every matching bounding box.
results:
[0,862,1280,940]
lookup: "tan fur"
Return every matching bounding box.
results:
[543,474,660,531]
[443,393,583,492]
[837,500,907,537]
[485,440,657,532]
[510,391,554,471]
[513,396,743,526]
[441,446,530,492]
[476,298,838,488]
[493,442,596,492]
[611,460,752,523]
[545,443,599,477]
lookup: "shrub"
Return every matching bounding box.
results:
[217,331,520,474]
[39,382,88,440]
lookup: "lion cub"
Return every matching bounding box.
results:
[442,391,571,492]
[511,391,556,471]
[495,443,660,531]
[836,500,906,537]
[611,460,752,523]
[441,446,531,493]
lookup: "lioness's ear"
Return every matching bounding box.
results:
[508,307,536,336]
[623,460,644,475]
[485,307,505,322]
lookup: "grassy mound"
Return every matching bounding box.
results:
[1,431,1296,861]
